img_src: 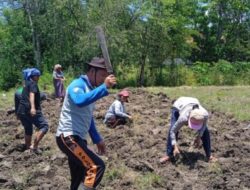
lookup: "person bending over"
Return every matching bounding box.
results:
[160,97,217,164]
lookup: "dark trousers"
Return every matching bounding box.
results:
[166,108,211,158]
[19,112,48,136]
[56,135,105,190]
[106,116,127,128]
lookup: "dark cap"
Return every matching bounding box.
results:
[87,57,106,69]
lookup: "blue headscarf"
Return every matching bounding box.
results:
[22,68,41,80]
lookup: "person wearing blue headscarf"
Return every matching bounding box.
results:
[17,68,49,154]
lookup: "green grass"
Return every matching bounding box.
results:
[147,86,250,121]
[208,162,223,175]
[0,88,16,109]
[105,168,123,181]
[101,164,129,186]
[135,172,163,189]
[39,72,74,94]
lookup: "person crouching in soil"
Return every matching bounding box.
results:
[56,57,116,190]
[104,89,133,128]
[160,97,217,164]
[17,69,49,154]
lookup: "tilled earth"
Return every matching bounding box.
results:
[0,89,249,190]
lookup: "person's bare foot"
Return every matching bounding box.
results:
[208,155,217,163]
[159,155,171,164]
[30,145,42,155]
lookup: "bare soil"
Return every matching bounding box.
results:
[0,89,249,190]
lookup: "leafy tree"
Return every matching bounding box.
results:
[0,0,249,89]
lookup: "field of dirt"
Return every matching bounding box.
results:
[0,88,249,190]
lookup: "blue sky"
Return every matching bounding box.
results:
[128,3,150,22]
[0,0,21,17]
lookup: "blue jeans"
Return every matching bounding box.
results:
[166,108,211,158]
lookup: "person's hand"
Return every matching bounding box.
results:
[173,145,180,157]
[128,115,133,120]
[30,108,36,116]
[194,136,202,149]
[104,75,116,88]
[96,141,106,155]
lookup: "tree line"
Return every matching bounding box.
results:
[0,0,249,90]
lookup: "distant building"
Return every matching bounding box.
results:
[163,58,192,66]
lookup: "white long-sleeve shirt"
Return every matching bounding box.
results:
[170,97,209,145]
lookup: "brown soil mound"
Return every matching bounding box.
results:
[0,89,249,190]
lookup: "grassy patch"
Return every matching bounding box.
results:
[10,168,32,189]
[208,162,223,175]
[102,164,128,184]
[0,88,16,109]
[135,172,163,189]
[105,168,123,181]
[147,86,250,121]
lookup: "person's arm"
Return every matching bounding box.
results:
[89,118,102,144]
[57,72,65,80]
[69,82,108,107]
[197,118,208,137]
[170,117,186,156]
[29,82,38,116]
[89,118,106,154]
[61,72,65,80]
[14,92,20,113]
[69,75,116,107]
[194,121,207,149]
[170,116,186,146]
[29,92,36,116]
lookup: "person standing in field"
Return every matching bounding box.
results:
[17,68,49,154]
[13,86,46,116]
[104,89,132,128]
[56,57,116,190]
[53,64,65,102]
[160,97,217,164]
